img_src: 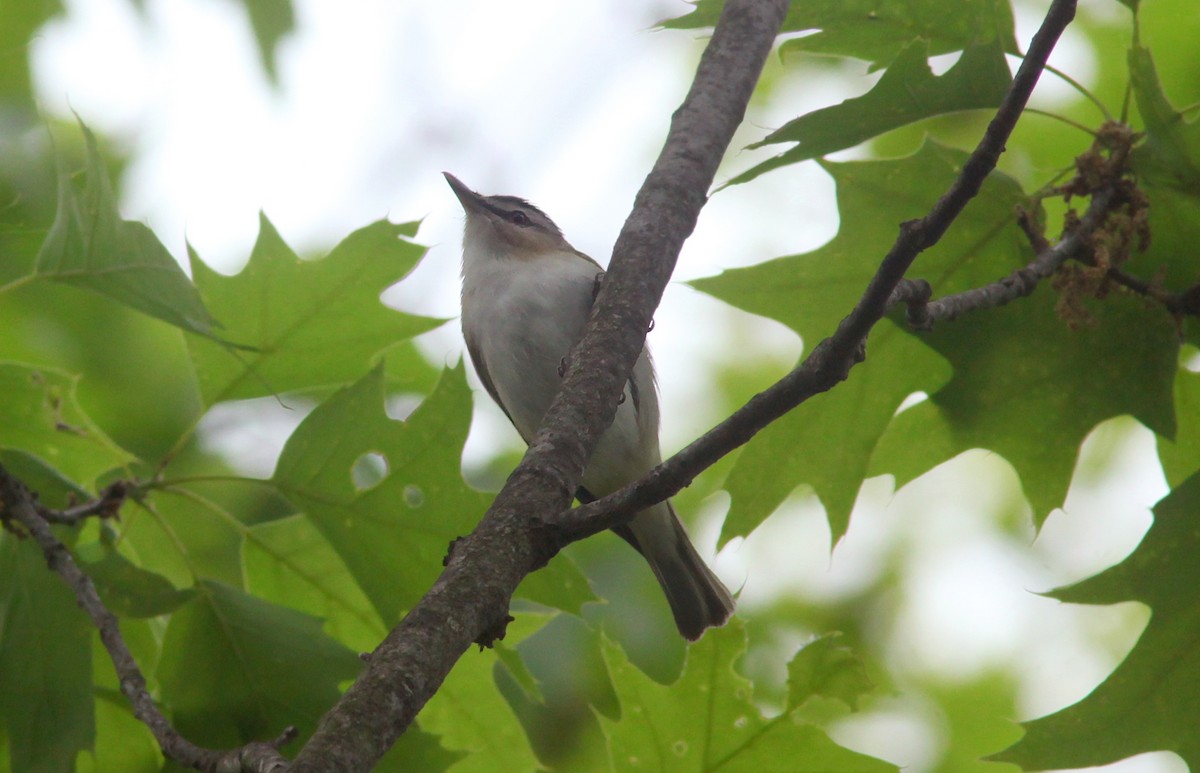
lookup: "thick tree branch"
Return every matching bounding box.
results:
[289,2,790,770]
[0,465,293,773]
[560,0,1079,538]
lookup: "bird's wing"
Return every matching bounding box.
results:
[573,257,643,414]
[463,331,524,437]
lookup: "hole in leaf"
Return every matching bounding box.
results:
[351,452,389,491]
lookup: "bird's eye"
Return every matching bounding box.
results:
[509,210,530,226]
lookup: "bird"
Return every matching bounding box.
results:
[445,172,734,640]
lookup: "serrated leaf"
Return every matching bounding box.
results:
[695,142,1023,363]
[34,119,219,337]
[185,215,444,405]
[76,542,194,618]
[665,0,1016,68]
[996,473,1200,769]
[272,364,487,625]
[156,579,361,748]
[878,288,1177,521]
[0,362,135,488]
[600,622,895,771]
[720,327,948,543]
[243,513,387,654]
[0,535,94,773]
[696,142,1033,537]
[731,39,1011,185]
[273,363,596,625]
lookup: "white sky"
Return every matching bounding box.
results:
[27,1,1182,770]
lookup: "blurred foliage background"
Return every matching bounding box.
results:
[1,0,1199,771]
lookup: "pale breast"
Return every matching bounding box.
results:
[461,250,663,493]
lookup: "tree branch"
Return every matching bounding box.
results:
[889,113,1200,327]
[289,2,791,770]
[559,0,1079,538]
[38,479,131,525]
[0,464,294,773]
[1104,269,1200,316]
[891,185,1117,330]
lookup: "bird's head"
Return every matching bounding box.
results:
[444,172,573,259]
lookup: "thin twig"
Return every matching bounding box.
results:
[559,0,1080,538]
[892,186,1116,329]
[1104,269,1200,316]
[0,464,294,773]
[37,479,131,525]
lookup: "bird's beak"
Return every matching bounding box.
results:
[444,172,487,215]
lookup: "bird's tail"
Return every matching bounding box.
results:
[626,501,734,641]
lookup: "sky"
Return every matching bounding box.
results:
[26,1,1183,770]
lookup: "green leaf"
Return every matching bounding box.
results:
[0,0,63,115]
[787,633,874,711]
[243,513,387,654]
[75,542,195,618]
[1129,44,1200,193]
[156,579,361,748]
[996,473,1200,769]
[119,486,245,589]
[417,616,544,772]
[0,362,135,488]
[720,327,947,542]
[695,142,1020,370]
[928,674,1023,772]
[375,727,465,773]
[80,691,162,773]
[600,622,895,771]
[35,119,220,337]
[237,0,294,82]
[876,288,1178,521]
[513,548,597,617]
[273,363,597,625]
[730,39,1011,185]
[0,449,91,510]
[696,142,1034,537]
[666,0,1017,68]
[1158,362,1200,487]
[492,614,618,768]
[1125,44,1200,345]
[272,363,488,624]
[185,215,444,405]
[0,534,94,773]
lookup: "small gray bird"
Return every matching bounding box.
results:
[445,172,733,640]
